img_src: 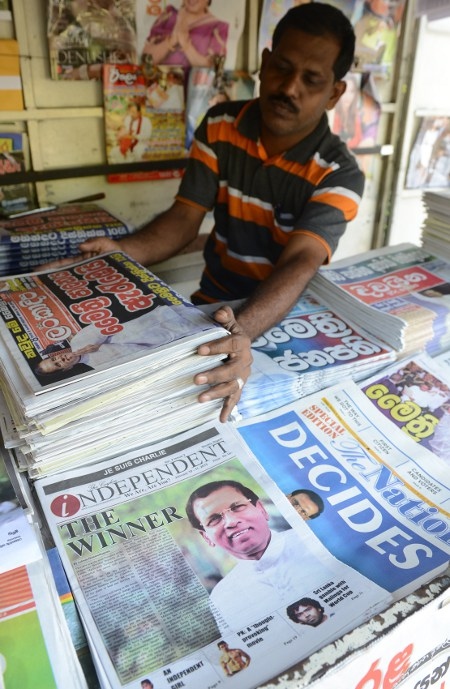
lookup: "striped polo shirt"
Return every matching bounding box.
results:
[176,99,365,304]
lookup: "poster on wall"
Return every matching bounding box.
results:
[47,1,246,82]
[47,0,138,80]
[135,0,246,73]
[103,63,186,166]
[406,116,450,190]
[330,71,381,151]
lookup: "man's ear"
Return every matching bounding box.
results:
[256,500,270,521]
[326,80,347,111]
[260,47,272,75]
[200,530,215,547]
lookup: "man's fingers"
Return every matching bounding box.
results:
[195,306,253,422]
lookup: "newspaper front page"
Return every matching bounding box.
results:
[238,382,450,601]
[310,243,450,355]
[35,422,390,689]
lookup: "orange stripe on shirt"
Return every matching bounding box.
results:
[217,188,293,246]
[189,140,219,175]
[273,156,334,185]
[310,190,359,221]
[207,119,261,158]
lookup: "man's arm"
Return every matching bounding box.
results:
[234,234,328,340]
[85,199,205,265]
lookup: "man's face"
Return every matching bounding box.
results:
[194,486,271,560]
[259,28,346,154]
[288,492,319,520]
[38,350,80,374]
[293,602,323,626]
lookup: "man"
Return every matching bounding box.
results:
[185,479,333,632]
[34,304,215,378]
[286,597,328,627]
[48,4,362,420]
[141,680,153,689]
[287,488,324,520]
[217,640,251,676]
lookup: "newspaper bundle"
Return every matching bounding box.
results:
[0,202,133,276]
[237,291,395,420]
[421,189,450,261]
[35,419,391,689]
[0,252,228,476]
[310,243,450,356]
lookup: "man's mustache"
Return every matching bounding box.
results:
[268,94,299,114]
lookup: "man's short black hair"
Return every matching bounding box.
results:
[286,597,324,623]
[271,2,356,81]
[186,480,260,531]
[290,489,324,518]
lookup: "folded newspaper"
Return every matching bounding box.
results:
[421,189,450,261]
[0,202,133,276]
[35,419,392,689]
[0,252,228,476]
[309,243,450,356]
[360,351,450,466]
[238,382,450,602]
[237,291,394,419]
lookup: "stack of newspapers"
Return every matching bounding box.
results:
[237,290,395,419]
[421,189,450,261]
[309,243,450,357]
[0,252,228,478]
[0,202,133,276]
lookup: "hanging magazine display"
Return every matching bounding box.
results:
[258,0,406,76]
[406,116,450,190]
[47,0,137,80]
[104,63,186,164]
[135,0,246,73]
[330,72,381,152]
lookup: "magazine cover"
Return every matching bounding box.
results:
[406,116,450,190]
[0,143,36,218]
[135,0,246,73]
[185,68,255,150]
[35,420,390,689]
[238,381,450,599]
[103,63,185,164]
[258,0,406,76]
[0,251,223,395]
[47,0,137,80]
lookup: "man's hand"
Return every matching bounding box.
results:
[194,306,253,423]
[36,237,122,272]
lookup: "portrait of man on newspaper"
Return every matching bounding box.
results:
[286,597,329,627]
[185,478,333,632]
[33,304,208,384]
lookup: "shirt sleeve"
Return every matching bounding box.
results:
[176,109,220,211]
